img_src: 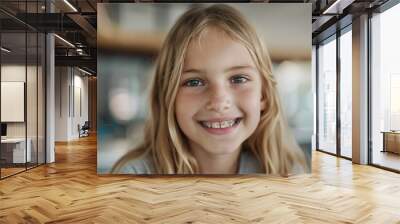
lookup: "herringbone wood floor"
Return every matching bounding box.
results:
[1,135,400,223]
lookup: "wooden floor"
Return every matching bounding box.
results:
[0,167,26,178]
[1,135,400,223]
[1,163,45,178]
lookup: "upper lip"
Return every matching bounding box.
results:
[198,117,241,122]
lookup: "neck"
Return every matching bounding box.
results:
[191,144,242,174]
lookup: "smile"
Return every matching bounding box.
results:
[199,118,242,129]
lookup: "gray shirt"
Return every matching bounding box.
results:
[119,149,263,174]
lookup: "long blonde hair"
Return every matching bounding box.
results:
[112,4,309,175]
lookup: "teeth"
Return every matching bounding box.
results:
[212,122,220,129]
[202,119,237,129]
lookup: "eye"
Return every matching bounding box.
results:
[182,79,205,87]
[230,75,249,84]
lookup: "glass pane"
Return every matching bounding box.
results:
[340,29,352,158]
[27,31,38,169]
[318,37,337,154]
[1,31,27,177]
[371,3,400,171]
[38,33,45,165]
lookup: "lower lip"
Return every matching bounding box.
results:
[200,121,240,135]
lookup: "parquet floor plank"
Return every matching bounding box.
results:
[1,135,399,223]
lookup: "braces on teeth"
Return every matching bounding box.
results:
[203,119,236,129]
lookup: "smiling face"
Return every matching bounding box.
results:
[175,26,266,158]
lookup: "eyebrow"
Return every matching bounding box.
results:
[225,65,257,73]
[182,65,256,74]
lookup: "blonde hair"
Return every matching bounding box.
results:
[112,4,309,175]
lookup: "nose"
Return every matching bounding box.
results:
[205,84,231,113]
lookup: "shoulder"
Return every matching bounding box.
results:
[289,161,309,175]
[287,148,310,175]
[118,153,156,174]
[238,149,309,175]
[238,150,263,174]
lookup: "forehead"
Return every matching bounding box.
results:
[183,26,256,70]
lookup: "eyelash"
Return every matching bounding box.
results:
[182,75,250,87]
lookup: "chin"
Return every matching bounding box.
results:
[203,143,241,155]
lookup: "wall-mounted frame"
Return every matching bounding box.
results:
[1,81,25,122]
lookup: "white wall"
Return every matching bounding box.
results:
[55,67,89,141]
[1,63,46,164]
[1,65,38,137]
[55,66,69,141]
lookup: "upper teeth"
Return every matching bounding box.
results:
[202,119,236,129]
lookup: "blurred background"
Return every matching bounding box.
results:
[97,3,312,173]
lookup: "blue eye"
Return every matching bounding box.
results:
[183,79,204,87]
[231,75,249,84]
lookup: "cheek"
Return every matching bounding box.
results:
[175,90,202,122]
[236,86,263,112]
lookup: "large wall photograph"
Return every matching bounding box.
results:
[97,3,312,175]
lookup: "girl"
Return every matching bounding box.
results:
[112,4,309,175]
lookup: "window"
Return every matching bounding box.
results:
[0,1,47,179]
[339,28,352,158]
[371,2,400,171]
[317,36,337,154]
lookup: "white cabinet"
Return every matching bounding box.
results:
[1,138,32,163]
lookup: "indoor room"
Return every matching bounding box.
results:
[0,0,399,223]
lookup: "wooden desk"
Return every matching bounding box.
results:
[1,138,31,163]
[382,131,400,154]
